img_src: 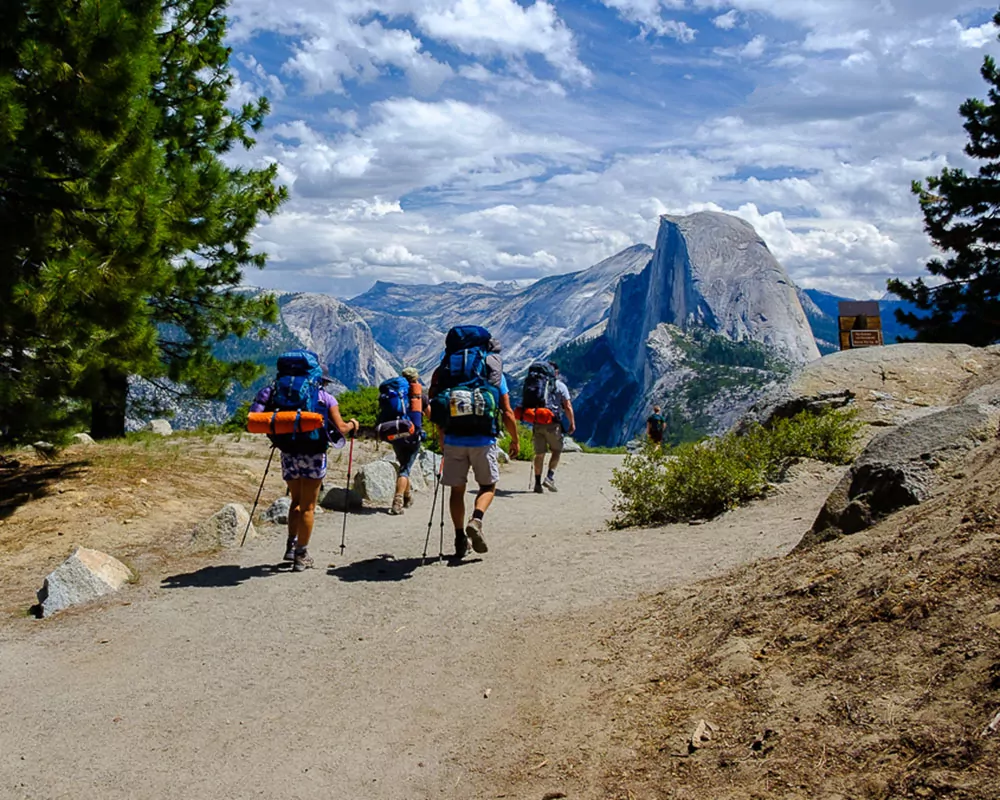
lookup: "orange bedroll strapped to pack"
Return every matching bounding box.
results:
[408,381,423,412]
[515,407,555,425]
[247,410,326,435]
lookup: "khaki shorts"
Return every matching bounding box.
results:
[441,443,500,487]
[532,422,564,455]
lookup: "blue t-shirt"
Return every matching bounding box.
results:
[444,375,508,448]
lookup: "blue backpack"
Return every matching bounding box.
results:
[378,376,409,424]
[266,350,331,454]
[430,326,501,437]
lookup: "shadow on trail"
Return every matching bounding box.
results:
[161,563,287,589]
[0,459,89,519]
[329,553,482,582]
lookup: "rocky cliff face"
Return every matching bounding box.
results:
[279,294,398,390]
[607,212,819,382]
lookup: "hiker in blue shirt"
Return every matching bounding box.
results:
[429,329,519,559]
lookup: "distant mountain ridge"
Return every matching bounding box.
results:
[349,243,654,376]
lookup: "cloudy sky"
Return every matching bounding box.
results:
[225,0,999,300]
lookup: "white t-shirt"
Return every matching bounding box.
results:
[548,379,570,414]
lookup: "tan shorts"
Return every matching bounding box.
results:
[532,422,564,455]
[441,443,500,487]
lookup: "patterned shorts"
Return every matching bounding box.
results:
[281,452,327,481]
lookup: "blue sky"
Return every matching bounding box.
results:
[224,0,1000,299]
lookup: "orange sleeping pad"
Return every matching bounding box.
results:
[513,407,555,425]
[247,410,326,434]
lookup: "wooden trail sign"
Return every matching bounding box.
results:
[838,300,883,350]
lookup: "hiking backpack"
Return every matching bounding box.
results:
[264,350,332,454]
[429,325,502,437]
[648,413,665,437]
[375,376,415,442]
[519,361,557,424]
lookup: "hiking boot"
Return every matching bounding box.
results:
[533,481,544,494]
[454,533,468,560]
[283,536,297,562]
[465,518,488,554]
[292,551,314,572]
[543,475,558,492]
[389,494,405,515]
[403,492,414,508]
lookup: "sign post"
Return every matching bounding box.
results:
[838,301,883,350]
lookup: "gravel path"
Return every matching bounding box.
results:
[0,454,841,799]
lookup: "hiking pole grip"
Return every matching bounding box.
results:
[242,445,276,547]
[340,433,355,555]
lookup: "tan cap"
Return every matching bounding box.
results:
[401,366,420,381]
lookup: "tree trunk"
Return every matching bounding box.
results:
[90,369,129,439]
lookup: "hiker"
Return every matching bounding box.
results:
[376,366,427,515]
[428,326,519,559]
[520,361,574,494]
[250,350,359,572]
[646,406,665,449]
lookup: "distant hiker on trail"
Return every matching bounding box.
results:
[249,350,359,572]
[428,326,519,559]
[517,361,574,494]
[375,366,427,516]
[646,406,665,449]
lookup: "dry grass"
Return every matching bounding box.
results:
[0,433,377,618]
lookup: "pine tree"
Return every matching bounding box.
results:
[88,0,287,438]
[0,0,166,441]
[888,12,1000,344]
[0,0,287,442]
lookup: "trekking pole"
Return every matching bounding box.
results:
[422,455,444,565]
[241,445,277,547]
[339,433,355,555]
[438,465,445,562]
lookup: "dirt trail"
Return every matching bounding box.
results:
[0,453,842,800]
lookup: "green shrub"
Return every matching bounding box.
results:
[610,408,861,529]
[579,443,627,454]
[336,386,380,429]
[498,422,535,461]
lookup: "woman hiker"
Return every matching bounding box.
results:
[250,368,359,572]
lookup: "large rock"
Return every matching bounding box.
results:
[72,432,96,446]
[143,419,173,436]
[606,211,820,375]
[798,404,1000,549]
[562,437,582,453]
[37,547,133,617]
[320,486,363,511]
[762,343,1000,429]
[416,449,442,482]
[260,496,291,525]
[353,460,399,505]
[191,503,255,549]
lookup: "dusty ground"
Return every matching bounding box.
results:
[0,434,844,799]
[4,431,998,799]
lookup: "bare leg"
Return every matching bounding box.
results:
[533,453,545,477]
[449,485,466,530]
[474,484,496,514]
[288,478,323,548]
[547,451,562,473]
[394,475,410,496]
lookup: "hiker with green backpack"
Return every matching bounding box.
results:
[249,350,359,571]
[428,326,519,559]
[375,366,427,515]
